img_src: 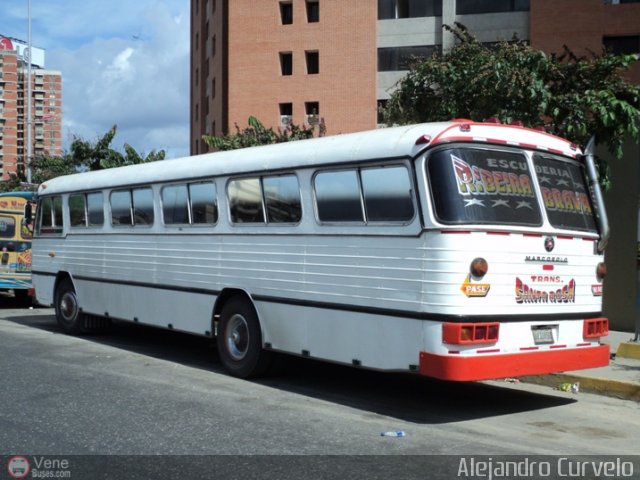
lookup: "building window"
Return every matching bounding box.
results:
[305,51,319,74]
[377,100,388,124]
[280,52,293,75]
[377,45,438,72]
[280,103,293,116]
[280,2,293,25]
[456,0,530,15]
[280,103,293,127]
[305,102,319,125]
[306,0,319,22]
[378,0,442,19]
[212,78,216,98]
[213,34,216,57]
[603,35,640,54]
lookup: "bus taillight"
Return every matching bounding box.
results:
[443,322,500,345]
[596,262,607,281]
[470,257,488,278]
[583,318,609,339]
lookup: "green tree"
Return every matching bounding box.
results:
[70,124,165,171]
[383,24,640,186]
[202,116,325,151]
[0,125,167,192]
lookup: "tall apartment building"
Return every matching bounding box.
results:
[0,36,62,181]
[190,0,530,154]
[191,0,640,330]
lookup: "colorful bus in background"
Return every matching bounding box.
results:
[0,191,36,301]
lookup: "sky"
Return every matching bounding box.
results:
[0,0,190,159]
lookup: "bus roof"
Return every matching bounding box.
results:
[38,121,580,195]
[0,191,36,200]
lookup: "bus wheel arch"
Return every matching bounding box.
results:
[214,290,272,378]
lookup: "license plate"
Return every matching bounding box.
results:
[532,326,554,344]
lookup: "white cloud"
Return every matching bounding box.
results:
[1,0,190,159]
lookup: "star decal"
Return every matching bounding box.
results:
[538,176,552,185]
[492,199,510,208]
[516,201,533,210]
[464,198,485,208]
[555,179,570,187]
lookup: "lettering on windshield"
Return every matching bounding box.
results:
[453,155,534,198]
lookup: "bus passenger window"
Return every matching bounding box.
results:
[314,170,363,222]
[228,178,265,223]
[0,216,16,238]
[361,166,414,222]
[189,182,218,224]
[87,192,104,226]
[69,194,87,227]
[162,185,189,224]
[36,196,64,235]
[132,188,154,226]
[53,197,63,228]
[263,175,301,223]
[110,190,132,226]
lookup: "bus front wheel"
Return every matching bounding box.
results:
[54,280,84,335]
[216,297,272,378]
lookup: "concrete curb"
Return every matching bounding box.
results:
[616,342,640,360]
[520,373,640,402]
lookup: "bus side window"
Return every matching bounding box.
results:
[110,190,133,226]
[37,196,63,235]
[189,182,218,224]
[162,185,189,224]
[87,192,104,226]
[228,178,265,223]
[361,166,414,222]
[263,174,301,223]
[69,194,87,227]
[314,170,363,222]
[132,188,154,226]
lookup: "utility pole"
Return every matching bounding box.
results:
[26,0,33,184]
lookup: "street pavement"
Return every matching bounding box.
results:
[520,330,640,402]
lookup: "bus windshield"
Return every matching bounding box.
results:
[427,147,542,226]
[534,155,597,233]
[427,147,597,233]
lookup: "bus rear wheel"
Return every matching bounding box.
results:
[216,297,272,378]
[54,280,85,335]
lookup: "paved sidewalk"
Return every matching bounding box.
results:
[520,330,640,401]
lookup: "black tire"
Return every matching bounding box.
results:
[54,279,85,335]
[216,297,273,378]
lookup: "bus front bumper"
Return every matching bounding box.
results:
[419,344,610,381]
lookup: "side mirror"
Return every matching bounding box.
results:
[24,202,33,225]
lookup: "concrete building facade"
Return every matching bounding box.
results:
[190,0,640,332]
[0,37,62,181]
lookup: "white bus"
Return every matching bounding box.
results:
[32,121,610,380]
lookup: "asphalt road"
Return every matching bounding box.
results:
[1,300,638,478]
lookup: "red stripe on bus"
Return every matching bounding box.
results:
[520,346,540,351]
[477,348,501,354]
[543,265,554,271]
[550,344,567,349]
[523,233,543,238]
[419,345,609,381]
[577,343,591,347]
[557,235,573,240]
